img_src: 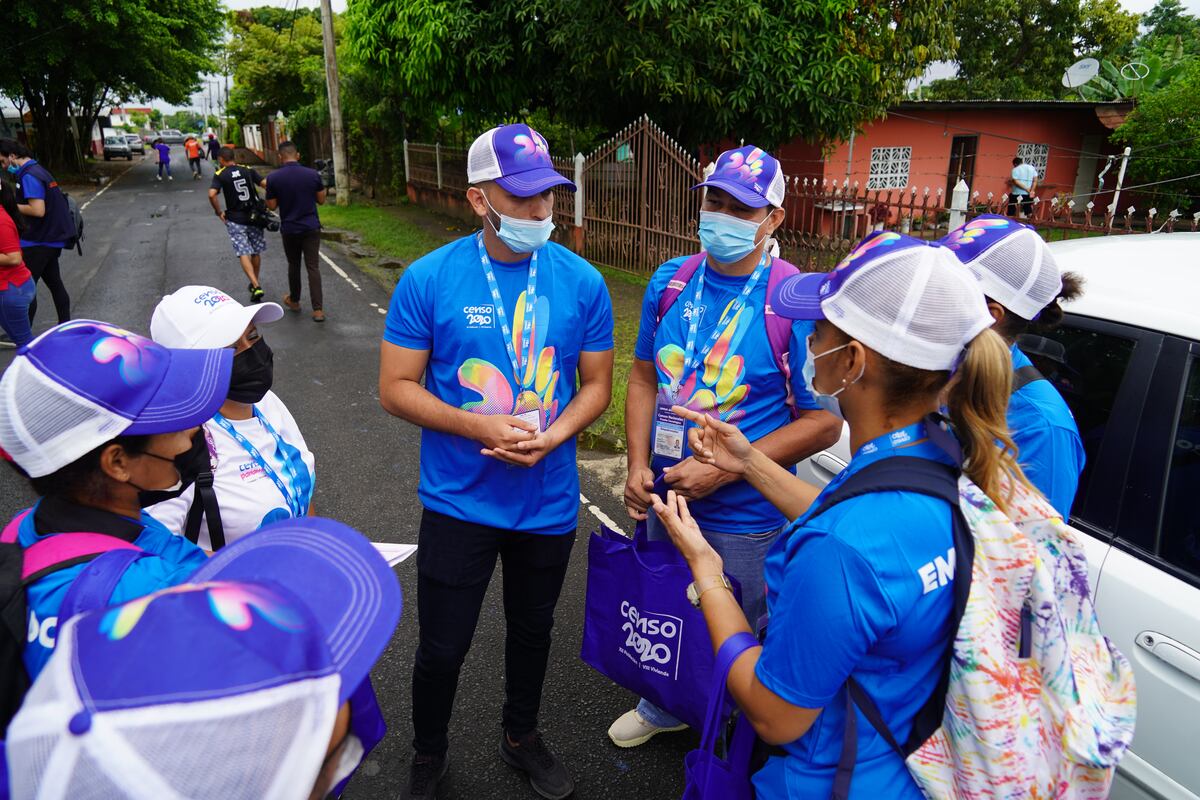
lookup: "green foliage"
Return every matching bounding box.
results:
[344,0,958,149]
[925,0,1138,100]
[1139,0,1200,58]
[1079,40,1192,100]
[226,11,330,127]
[1112,59,1200,212]
[0,0,223,169]
[165,110,204,131]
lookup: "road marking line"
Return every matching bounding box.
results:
[377,308,386,315]
[80,166,129,212]
[319,250,361,291]
[580,493,627,535]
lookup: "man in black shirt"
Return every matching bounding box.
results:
[265,141,327,322]
[209,147,268,303]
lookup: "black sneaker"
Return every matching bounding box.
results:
[403,752,448,800]
[500,731,574,800]
[248,284,264,304]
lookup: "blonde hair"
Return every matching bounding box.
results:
[946,327,1034,514]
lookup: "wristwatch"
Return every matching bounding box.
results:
[687,574,733,608]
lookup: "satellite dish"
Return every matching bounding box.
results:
[1062,58,1100,89]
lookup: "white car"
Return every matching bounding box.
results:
[796,232,1200,798]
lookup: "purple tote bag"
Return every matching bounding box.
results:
[580,520,741,730]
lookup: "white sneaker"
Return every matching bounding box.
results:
[168,175,173,181]
[607,709,688,748]
[156,175,162,181]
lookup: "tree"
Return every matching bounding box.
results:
[166,110,204,132]
[1140,0,1200,57]
[225,11,330,132]
[1112,59,1200,213]
[344,0,959,149]
[1079,39,1191,100]
[0,0,222,170]
[926,0,1138,100]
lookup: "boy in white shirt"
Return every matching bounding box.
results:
[146,285,315,548]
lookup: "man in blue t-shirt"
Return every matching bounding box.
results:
[610,145,840,747]
[380,123,613,800]
[0,139,73,326]
[265,141,328,322]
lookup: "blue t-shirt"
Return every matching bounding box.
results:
[1008,345,1085,517]
[753,421,958,800]
[384,235,614,535]
[634,256,819,534]
[18,504,209,680]
[17,161,65,248]
[154,142,171,163]
[265,162,324,234]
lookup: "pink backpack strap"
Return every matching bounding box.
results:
[765,257,803,419]
[21,533,141,582]
[1,510,30,544]
[656,252,707,322]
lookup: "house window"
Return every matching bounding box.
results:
[868,146,911,190]
[1016,143,1049,180]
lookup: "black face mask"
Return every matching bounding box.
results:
[227,337,274,404]
[136,428,212,507]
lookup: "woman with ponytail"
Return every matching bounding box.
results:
[650,232,1033,799]
[941,214,1085,516]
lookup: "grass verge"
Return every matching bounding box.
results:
[322,201,646,451]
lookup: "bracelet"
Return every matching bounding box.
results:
[697,582,734,604]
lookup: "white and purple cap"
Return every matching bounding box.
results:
[770,232,993,372]
[0,320,232,478]
[938,214,1063,321]
[151,285,283,349]
[467,123,576,196]
[692,145,786,208]
[5,517,402,800]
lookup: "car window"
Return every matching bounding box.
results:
[1024,325,1138,518]
[1160,355,1200,581]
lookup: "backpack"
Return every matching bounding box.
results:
[0,510,145,730]
[62,192,84,255]
[806,424,1136,800]
[656,252,802,419]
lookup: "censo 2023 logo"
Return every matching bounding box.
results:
[618,601,683,680]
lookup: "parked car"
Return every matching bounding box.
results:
[124,134,145,155]
[102,135,132,161]
[795,232,1200,799]
[159,129,184,144]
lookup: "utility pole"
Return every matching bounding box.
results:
[319,0,350,206]
[1108,146,1131,230]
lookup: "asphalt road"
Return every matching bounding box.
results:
[0,149,692,799]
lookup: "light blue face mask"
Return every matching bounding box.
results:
[482,191,554,253]
[698,210,767,263]
[802,337,863,420]
[5,164,17,175]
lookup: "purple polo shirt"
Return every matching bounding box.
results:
[264,161,324,235]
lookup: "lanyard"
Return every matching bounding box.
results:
[671,252,769,399]
[211,410,309,518]
[476,232,538,387]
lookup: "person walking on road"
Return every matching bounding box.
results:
[184,135,204,180]
[210,147,269,304]
[153,138,173,181]
[379,123,614,800]
[206,133,221,161]
[610,145,840,748]
[0,179,34,347]
[0,138,73,326]
[266,141,328,322]
[146,285,316,550]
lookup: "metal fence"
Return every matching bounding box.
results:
[404,118,1200,276]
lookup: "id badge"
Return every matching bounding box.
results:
[513,409,542,433]
[653,405,686,460]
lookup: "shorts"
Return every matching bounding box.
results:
[226,220,267,257]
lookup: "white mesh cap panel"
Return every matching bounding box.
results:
[0,357,131,478]
[467,128,502,184]
[825,246,992,371]
[966,227,1062,320]
[765,168,786,207]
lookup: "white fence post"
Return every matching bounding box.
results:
[435,142,442,189]
[948,179,969,231]
[574,152,585,228]
[403,139,410,184]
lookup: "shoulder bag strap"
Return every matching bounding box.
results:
[657,253,707,322]
[1012,364,1045,392]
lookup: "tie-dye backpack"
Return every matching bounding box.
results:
[832,461,1137,799]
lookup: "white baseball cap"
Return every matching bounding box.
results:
[938,215,1063,321]
[770,232,993,372]
[150,286,283,349]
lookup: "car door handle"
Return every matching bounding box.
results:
[814,452,846,478]
[1136,631,1200,682]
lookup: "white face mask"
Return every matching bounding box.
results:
[802,337,864,420]
[481,190,554,253]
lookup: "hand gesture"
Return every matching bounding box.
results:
[485,428,561,468]
[473,414,537,453]
[670,405,754,476]
[651,490,723,574]
[662,456,734,500]
[624,464,656,520]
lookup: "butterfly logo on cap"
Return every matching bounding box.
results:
[832,231,901,272]
[512,131,551,166]
[724,147,765,184]
[53,321,161,387]
[943,217,1010,250]
[99,582,306,641]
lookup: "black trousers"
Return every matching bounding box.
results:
[411,509,576,756]
[1007,193,1034,217]
[281,229,323,310]
[23,245,70,325]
